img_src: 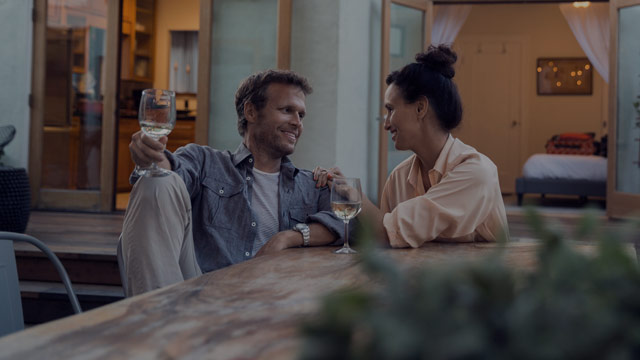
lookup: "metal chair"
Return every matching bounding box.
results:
[0,232,82,337]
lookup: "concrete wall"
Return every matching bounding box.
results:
[290,0,373,195]
[153,0,200,90]
[457,4,607,161]
[0,0,32,169]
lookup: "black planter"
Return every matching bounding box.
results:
[0,166,31,233]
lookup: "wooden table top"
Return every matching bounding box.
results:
[0,241,595,359]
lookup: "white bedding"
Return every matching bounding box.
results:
[522,154,607,181]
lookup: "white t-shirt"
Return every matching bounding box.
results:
[250,168,280,256]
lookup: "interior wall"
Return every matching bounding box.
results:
[154,0,200,90]
[456,4,607,163]
[0,0,32,169]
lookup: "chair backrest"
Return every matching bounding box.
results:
[116,238,129,297]
[0,231,82,337]
[0,240,24,336]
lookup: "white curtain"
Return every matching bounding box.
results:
[559,3,609,83]
[431,5,472,46]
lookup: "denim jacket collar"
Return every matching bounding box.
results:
[231,143,299,177]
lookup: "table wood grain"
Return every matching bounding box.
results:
[0,242,597,359]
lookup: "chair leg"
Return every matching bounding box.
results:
[517,193,523,206]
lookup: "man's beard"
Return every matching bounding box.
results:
[255,127,296,159]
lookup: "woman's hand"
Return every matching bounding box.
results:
[312,166,344,188]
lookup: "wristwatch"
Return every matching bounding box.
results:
[293,223,310,247]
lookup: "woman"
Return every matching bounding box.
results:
[315,45,508,248]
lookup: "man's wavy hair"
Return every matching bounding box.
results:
[235,70,313,136]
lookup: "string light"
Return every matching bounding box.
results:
[573,2,590,8]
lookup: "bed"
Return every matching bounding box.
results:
[515,154,607,206]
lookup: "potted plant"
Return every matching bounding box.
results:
[0,125,31,233]
[300,211,640,359]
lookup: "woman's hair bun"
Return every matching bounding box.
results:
[415,44,457,79]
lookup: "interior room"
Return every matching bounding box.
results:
[452,3,609,206]
[116,0,200,209]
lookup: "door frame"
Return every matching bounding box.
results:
[195,0,292,146]
[378,0,433,199]
[29,0,120,212]
[607,0,640,218]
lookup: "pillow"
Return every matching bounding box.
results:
[545,132,596,155]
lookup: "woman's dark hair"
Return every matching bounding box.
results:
[386,44,462,131]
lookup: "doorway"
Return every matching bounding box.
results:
[115,0,199,210]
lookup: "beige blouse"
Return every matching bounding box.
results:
[381,135,509,248]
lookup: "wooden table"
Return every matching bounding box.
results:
[0,242,592,359]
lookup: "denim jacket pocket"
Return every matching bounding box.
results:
[202,176,244,230]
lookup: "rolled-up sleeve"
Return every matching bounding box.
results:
[383,156,498,248]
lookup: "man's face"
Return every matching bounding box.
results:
[250,83,306,158]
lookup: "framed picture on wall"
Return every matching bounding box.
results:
[536,57,593,95]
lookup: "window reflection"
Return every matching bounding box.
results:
[41,0,107,190]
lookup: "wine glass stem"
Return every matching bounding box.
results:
[343,220,350,249]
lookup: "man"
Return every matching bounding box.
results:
[120,70,344,296]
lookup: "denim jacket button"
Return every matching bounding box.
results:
[251,222,256,227]
[219,189,224,194]
[245,251,250,257]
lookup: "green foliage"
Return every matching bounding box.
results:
[300,210,640,360]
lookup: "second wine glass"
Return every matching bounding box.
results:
[137,89,176,177]
[331,177,362,254]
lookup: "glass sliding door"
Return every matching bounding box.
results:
[196,0,291,150]
[378,0,432,199]
[30,0,119,211]
[608,0,640,218]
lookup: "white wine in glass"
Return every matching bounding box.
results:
[331,177,362,254]
[137,89,176,177]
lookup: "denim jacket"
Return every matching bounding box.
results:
[155,143,345,273]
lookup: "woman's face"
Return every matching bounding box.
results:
[383,84,424,151]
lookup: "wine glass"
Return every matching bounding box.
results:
[331,177,362,254]
[137,89,176,177]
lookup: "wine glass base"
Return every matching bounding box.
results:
[141,167,173,178]
[334,246,357,254]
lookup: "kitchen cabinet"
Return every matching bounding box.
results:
[117,118,195,192]
[120,0,155,82]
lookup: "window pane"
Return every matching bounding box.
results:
[41,0,108,190]
[615,5,640,194]
[209,0,278,151]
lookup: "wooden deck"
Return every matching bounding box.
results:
[16,206,632,258]
[18,211,124,256]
